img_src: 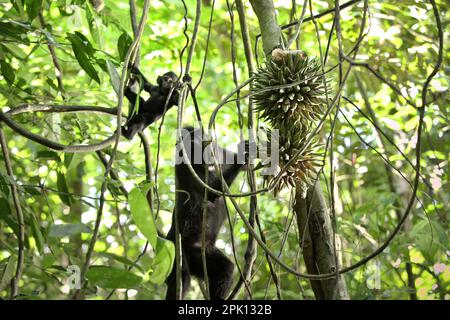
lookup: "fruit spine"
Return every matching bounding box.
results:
[252,50,329,196]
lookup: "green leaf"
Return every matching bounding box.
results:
[1,43,27,60]
[129,188,157,248]
[86,4,103,47]
[46,78,58,91]
[24,186,42,196]
[149,237,175,285]
[36,150,61,162]
[25,0,42,22]
[117,32,132,61]
[48,223,91,238]
[430,221,449,249]
[64,153,74,169]
[0,60,15,84]
[10,0,25,15]
[106,59,121,95]
[139,180,155,196]
[29,213,44,254]
[98,252,145,274]
[73,31,95,56]
[0,22,30,45]
[0,256,16,291]
[56,172,73,206]
[96,58,108,72]
[0,198,11,216]
[0,174,10,197]
[42,254,56,269]
[86,266,142,289]
[410,219,449,260]
[0,198,19,235]
[67,32,100,84]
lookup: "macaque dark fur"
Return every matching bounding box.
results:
[122,66,179,140]
[166,127,248,300]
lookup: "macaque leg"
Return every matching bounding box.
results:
[189,246,234,300]
[122,114,147,140]
[165,251,191,300]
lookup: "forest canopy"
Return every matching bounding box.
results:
[0,0,448,300]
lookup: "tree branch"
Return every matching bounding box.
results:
[0,127,25,299]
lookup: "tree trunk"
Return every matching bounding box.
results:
[294,183,349,299]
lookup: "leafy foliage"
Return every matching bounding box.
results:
[0,0,448,300]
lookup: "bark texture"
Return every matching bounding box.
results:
[294,183,349,299]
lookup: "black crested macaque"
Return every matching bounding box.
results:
[166,127,248,300]
[122,65,179,140]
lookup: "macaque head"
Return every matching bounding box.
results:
[157,71,178,94]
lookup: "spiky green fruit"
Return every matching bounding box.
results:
[262,128,323,196]
[252,54,330,129]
